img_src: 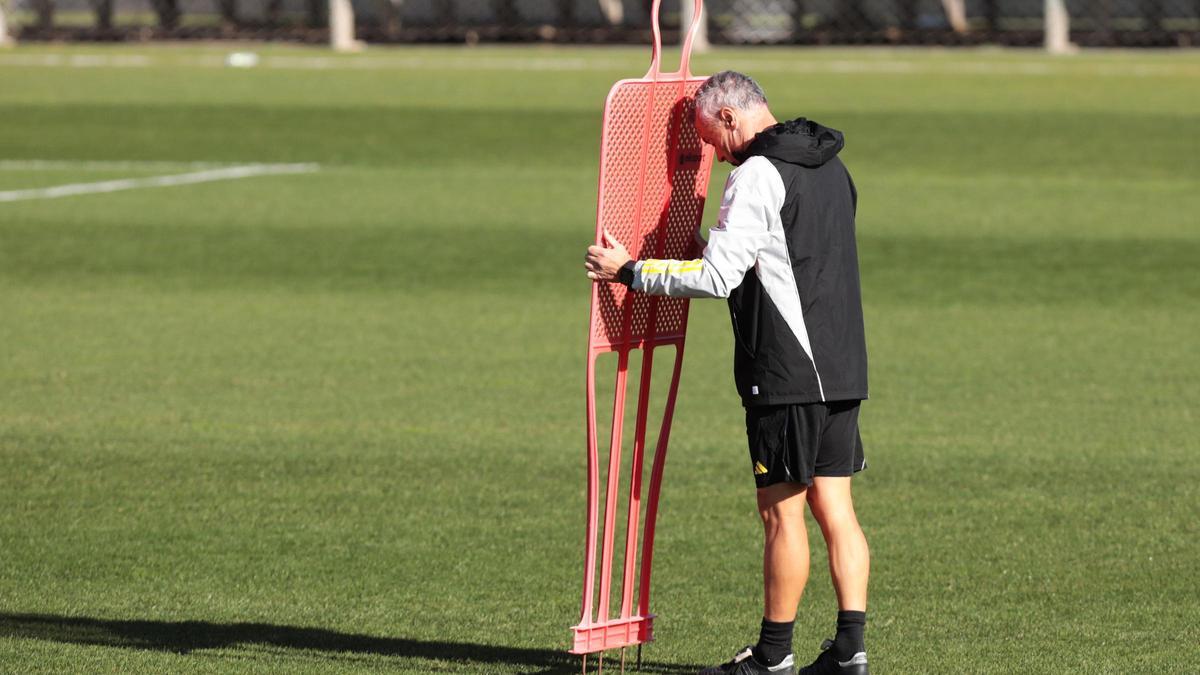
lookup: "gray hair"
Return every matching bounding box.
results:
[693,71,768,121]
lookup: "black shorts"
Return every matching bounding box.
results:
[745,400,866,489]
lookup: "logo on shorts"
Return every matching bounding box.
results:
[754,461,769,475]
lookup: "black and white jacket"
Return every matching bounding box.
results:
[631,118,868,407]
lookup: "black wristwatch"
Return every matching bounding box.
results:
[617,261,636,287]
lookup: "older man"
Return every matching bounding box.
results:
[584,71,870,675]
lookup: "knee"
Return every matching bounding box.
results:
[758,502,795,526]
[759,507,804,541]
[807,491,858,532]
[757,488,807,535]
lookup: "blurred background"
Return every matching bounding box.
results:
[3,0,1198,48]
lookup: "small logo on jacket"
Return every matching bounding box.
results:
[754,461,769,475]
[751,386,759,395]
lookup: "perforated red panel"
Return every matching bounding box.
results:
[591,78,715,351]
[576,31,715,653]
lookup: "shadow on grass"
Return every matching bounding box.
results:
[0,613,699,674]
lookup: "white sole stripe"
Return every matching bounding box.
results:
[0,163,319,203]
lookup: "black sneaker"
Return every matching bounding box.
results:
[699,646,795,675]
[797,639,868,675]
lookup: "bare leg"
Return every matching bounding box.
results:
[756,482,810,621]
[807,476,869,611]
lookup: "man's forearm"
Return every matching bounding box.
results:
[627,258,733,299]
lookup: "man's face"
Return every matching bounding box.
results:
[695,107,742,166]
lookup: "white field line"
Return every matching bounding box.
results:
[0,53,153,68]
[0,159,258,172]
[0,163,319,203]
[0,52,1197,77]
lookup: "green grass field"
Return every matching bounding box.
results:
[1,44,1198,673]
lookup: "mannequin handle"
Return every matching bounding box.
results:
[644,0,705,80]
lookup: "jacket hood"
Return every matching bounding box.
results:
[735,117,844,168]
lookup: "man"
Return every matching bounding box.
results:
[584,71,870,675]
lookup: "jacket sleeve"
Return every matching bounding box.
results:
[631,158,781,299]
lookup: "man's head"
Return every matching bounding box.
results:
[693,71,776,165]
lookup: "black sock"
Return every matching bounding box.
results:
[832,610,866,661]
[752,618,794,667]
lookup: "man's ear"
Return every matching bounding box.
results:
[720,107,736,128]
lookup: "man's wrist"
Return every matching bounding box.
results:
[617,261,636,287]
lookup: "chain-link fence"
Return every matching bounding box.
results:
[4,0,1199,46]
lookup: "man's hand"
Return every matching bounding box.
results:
[584,229,632,282]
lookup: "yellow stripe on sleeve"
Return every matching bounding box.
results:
[641,259,704,276]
